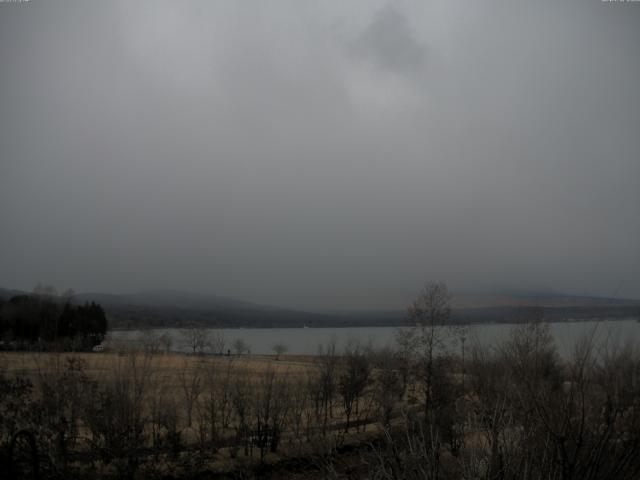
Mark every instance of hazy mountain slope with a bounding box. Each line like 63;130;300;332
1;287;638;329
73;290;339;329
451;293;640;309
74;290;278;312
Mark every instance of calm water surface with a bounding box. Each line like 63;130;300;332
109;318;640;358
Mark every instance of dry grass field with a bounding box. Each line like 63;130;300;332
0;351;317;381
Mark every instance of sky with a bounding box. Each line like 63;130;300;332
1;0;639;310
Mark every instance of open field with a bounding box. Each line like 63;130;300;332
0;351;317;380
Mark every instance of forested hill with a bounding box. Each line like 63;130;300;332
74;290;340;329
1;288;638;329
0;289;108;348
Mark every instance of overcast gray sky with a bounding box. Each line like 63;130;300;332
1;0;639;309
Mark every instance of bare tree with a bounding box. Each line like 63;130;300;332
395;327;419;398
407;281;453;417
338;344;371;432
287;378;309;452
230;370;253;456
210;330;225;355
272;342;288;360
82;352;154;478
315;341;339;435
373;360;402;429
32;355;92;472
198;357;235;446
149;377;180;452
253;367;290;459
181;326;211;355
138;330;161;354
178;359;203;428
232;338;250;355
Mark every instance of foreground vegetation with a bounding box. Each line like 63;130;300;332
1;329;639;478
1;283;639;479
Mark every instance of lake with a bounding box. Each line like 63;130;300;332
108;318;640;358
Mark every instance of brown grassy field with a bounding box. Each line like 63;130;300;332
0;351;316;380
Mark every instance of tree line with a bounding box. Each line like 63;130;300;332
0;285;107;350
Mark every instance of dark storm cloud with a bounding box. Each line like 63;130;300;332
350;4;426;77
0;0;639;309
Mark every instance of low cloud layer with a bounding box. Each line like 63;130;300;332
1;1;639;309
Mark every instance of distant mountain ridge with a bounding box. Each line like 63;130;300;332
0;287;638;329
450;293;640;309
73;289;280;312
